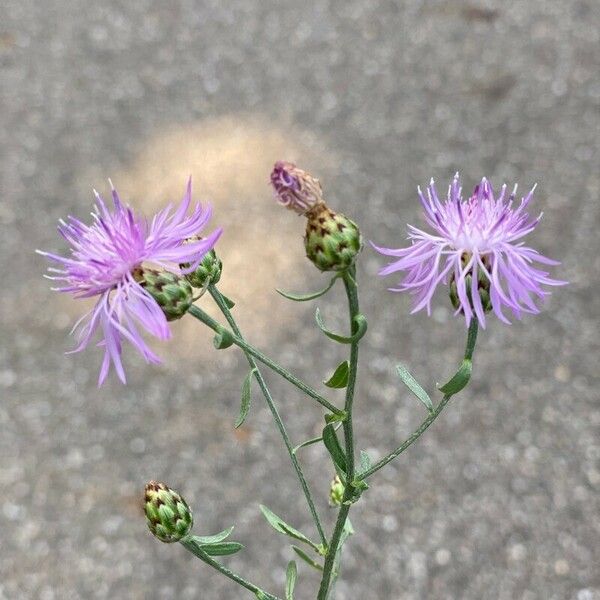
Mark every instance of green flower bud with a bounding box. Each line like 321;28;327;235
144;481;193;543
449;253;493;314
181;238;223;288
329;475;345;507
304;203;362;272
136;268;194;321
192;249;222;287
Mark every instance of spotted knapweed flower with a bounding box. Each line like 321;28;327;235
271;161;362;271
373;174;566;327
38;179;221;384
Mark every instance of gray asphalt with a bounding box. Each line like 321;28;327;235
1;1;599;599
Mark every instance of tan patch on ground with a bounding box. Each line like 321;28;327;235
64;114;338;373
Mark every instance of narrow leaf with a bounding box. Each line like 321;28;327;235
285;561;297;600
322;424;347;473
315;309;368;344
323;360;350;388
221;294;236;309
438;359;472;395
213;326;234;349
199;541;244;556
235;368;256;428
192;527;234;545
396;363;433;412
359;450;371;474
276;275;339;302
259;505;319;550
292;546;324;571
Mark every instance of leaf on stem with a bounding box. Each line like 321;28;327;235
191;527;234;545
438;358;472;396
285;561;297;600
259;505;320;552
276;274;339;302
358;450;371;475
323;360;350;388
292;546;324;571
315;308;368;344
199;541;244;556
220;293;236;309
235;368;256;428
396;364;434;413
213;326;234;349
322;424;347;473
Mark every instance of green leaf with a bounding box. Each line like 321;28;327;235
276;275;339;302
213;326;234;349
315;309;368;344
322;424;347;473
235;368;256;428
438;358;472;396
324;411;347;424
359;450;371;474
323;360;350;388
220;294;236;309
396;363;434;412
255;592;269;600
191;527;234;545
285;561;297;600
292;546;324;571
259;505;320;551
199;541;244;556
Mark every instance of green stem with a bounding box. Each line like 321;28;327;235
180;537;281;600
317;268;361;600
208;285;327;548
357;319;479;482
187;304;342;416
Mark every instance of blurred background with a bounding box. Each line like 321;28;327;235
1;1;599;598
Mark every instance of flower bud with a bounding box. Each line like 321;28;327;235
305;204;362;272
329;475;345;506
181;241;223;288
270;161;324;215
144;481;193;543
135;268;194;321
449;253;492;314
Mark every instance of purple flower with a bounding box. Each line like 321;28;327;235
38;178;222;384
373;174;566;327
270;161;324;214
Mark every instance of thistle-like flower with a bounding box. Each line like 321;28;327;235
271;161;362;271
38;178;222;384
373;174;566;327
144;481;193;543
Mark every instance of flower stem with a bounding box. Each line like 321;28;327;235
356;319;479;482
317;268;361;600
208;285;327;548
187;304;342;416
180;537;281;600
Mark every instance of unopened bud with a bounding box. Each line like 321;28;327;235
329;475;345;506
181;239;223;288
135;268;194;321
144;481;193;543
305;204;362;272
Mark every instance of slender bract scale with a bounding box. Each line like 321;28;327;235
373;174;566;327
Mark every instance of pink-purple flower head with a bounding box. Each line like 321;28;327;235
270;161;324;215
38;178;222;385
373;174;566;328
